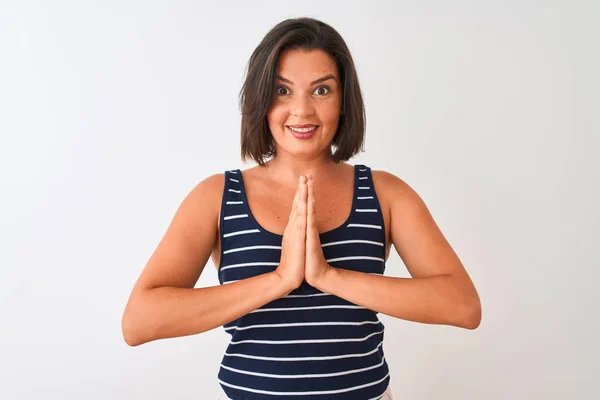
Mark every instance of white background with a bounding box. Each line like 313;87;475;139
1;1;598;399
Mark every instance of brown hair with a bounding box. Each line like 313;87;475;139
239;17;366;165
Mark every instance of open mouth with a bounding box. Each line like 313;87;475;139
287;125;319;133
286;125;319;139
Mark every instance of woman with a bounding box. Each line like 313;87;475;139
122;17;481;400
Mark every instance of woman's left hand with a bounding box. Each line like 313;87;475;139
305;173;334;288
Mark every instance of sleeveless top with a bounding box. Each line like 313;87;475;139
217;164;391;400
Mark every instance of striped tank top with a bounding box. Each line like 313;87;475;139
217;164;391;399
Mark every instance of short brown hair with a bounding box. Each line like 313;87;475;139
239;17;366;165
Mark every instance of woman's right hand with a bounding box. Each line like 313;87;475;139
275;175;307;293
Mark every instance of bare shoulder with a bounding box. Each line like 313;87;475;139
370;168;434;249
132;172;226;292
371;169;407;190
174;171;227;230
186;172;226;210
371;169;424;208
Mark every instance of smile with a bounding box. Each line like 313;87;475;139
287;125;319;139
287;125;318;133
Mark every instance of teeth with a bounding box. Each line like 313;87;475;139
289;126;317;133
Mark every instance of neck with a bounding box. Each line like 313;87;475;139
264;149;339;188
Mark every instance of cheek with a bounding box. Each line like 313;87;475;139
267;104;287;128
320;101;342;125
322;107;340;123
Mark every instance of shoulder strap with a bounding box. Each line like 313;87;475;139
355;164;376;199
351;164;386;240
219;169;248;238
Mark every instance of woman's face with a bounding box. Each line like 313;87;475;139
267;48;342;160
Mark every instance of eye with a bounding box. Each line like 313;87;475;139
314;86;330;96
276;86;290;96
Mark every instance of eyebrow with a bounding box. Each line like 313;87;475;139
276;74;337;86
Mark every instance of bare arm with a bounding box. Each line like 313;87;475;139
314;269;479;329
121;174;292;346
313;171;482;329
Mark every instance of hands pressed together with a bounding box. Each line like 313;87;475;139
275;174;334;292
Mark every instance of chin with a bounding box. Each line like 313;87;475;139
287;143;332;159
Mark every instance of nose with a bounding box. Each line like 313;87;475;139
290;93;315;118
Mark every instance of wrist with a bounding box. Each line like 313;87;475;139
271;270;300;296
312;264;337;292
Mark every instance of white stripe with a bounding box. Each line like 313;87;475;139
228;189;241;193
226;320;381;332
229;329;385;345
223;229;260;238
220;356;385;379
250;305;364;313
224;245;281;254
223;214;248;221
230;178;239;183
356;209;378;213
359;168;367;171
322;239;384;247
359;176;368;180
226;201;243;205
218;372;389;395
357;196;374;200
221;261;278;272
285;292;331;298
358;186;370;190
230;170;238;174
223;341;383;361
327;256;385;263
347;223;382;230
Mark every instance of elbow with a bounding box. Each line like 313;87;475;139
121;300;153;347
122;311;144;347
122;324;141;347
459;296;482;330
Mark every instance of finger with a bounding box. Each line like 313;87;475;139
307;175;316;227
289;175;304;222
297;176;307;216
292;175;303;207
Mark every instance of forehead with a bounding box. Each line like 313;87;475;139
276;48;339;82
